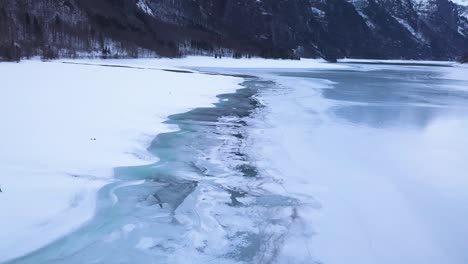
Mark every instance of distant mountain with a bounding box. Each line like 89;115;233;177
0;0;467;61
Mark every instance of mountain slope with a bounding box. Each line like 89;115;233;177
0;0;467;61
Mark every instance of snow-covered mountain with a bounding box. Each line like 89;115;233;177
341;0;468;59
451;0;468;6
0;0;467;61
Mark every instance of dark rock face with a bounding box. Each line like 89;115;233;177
0;0;467;61
321;0;468;59
462;51;468;62
143;0;331;58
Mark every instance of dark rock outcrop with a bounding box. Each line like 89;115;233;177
461;51;468;62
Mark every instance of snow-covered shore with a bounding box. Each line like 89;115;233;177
59;56;348;70
339;58;458;65
0;59;242;262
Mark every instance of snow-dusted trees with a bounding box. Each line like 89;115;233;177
0;0;169;61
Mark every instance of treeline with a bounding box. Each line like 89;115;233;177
0;0;300;62
0;0;181;61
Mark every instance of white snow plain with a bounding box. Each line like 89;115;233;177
60;56;345;70
0;59;242;262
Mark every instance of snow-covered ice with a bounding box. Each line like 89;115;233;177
242;62;468;264
0;59;241;262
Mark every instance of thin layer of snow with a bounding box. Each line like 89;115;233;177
413;0;468;7
0;59;242;262
394;17;428;43
170;56;350;69
136;0;154;16
451;0;468;6
311;7;325;17
462;10;468;19
339;58;457;65
63;56;349;70
441;63;468;82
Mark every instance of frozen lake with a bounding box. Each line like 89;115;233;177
242;62;468;264
6;61;468;264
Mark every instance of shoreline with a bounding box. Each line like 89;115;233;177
1;55;346;263
0;59;242;263
0;56;350;262
8;74;269;263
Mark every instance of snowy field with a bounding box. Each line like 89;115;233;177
59;56;347;70
0;59;242;262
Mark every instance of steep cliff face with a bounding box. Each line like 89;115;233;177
311;0;468;59
144;0;468;59
463;51;468;62
143;0;332;58
0;0;467;61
